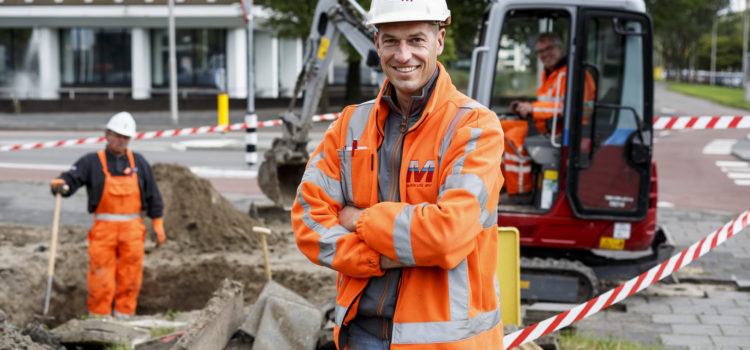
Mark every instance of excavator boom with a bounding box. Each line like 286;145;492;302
258;0;382;208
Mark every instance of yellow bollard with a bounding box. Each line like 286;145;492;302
217;93;229;132
497;226;521;326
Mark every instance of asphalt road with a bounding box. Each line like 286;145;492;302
1;81;748;214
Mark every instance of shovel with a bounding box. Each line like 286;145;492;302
43;185;67;316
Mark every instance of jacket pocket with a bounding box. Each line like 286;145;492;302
337;148;374;208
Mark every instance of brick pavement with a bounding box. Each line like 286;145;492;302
571;207;750;350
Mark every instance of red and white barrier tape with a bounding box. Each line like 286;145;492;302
503;209;750;349
4;113;749;152
654;115;750;130
0;113;340;152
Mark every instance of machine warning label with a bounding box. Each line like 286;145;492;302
605;195;634;208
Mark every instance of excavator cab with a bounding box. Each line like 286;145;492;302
470;1;671;303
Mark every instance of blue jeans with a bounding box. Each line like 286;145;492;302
346;323;391;350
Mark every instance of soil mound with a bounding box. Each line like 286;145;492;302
152;163;280;253
0;164;336;342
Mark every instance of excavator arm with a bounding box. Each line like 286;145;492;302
259;0;383;208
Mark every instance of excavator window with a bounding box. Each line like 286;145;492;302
489;9;571;118
569;10;653;219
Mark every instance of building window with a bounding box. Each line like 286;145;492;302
151;29;226;87
0;29;37;94
60;28;131;86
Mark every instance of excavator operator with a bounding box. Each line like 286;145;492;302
502;32;596;195
291;0;505;349
49;111;165;319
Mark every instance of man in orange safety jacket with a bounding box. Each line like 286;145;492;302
291;0;505;349
503;32;596;194
50;111;165;319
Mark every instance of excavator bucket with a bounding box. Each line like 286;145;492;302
258;141;308;209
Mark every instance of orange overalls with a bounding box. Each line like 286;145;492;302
87;149;145;316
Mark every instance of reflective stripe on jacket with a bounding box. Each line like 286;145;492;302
292;63;505;349
531;65;567;133
531;64;597;133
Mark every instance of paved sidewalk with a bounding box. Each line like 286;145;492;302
571;207;750;350
0;107;296;132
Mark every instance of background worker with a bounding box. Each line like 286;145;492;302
50;111;165;319
503;32;596;195
292;0;504;348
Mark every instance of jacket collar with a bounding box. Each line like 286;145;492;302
543;55;568;79
381;67;439;123
375;62;455;134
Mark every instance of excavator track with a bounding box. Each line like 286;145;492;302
520;257;599;304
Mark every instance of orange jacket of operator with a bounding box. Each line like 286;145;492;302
292;64;505;349
530;64;567;133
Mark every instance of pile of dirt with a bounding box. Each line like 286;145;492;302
152;163;282;253
0;224;89;329
0;163;336;335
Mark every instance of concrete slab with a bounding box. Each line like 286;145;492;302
730;137;750;161
239;280;316;337
170;279;244;350
251;295;322;350
51;318;151;348
711;335;750;347
660;334;713;347
697;315;749;326
523;302;577;325
671;324;721;336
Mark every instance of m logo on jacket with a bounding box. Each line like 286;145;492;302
406;159;435;187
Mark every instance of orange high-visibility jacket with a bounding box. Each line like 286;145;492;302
501;64;596;194
292;63;505;349
530;65;596;133
530;64;567;133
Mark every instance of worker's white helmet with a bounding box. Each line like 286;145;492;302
366;0;451;26
106;111;136;138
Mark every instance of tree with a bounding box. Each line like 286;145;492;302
695;12;744;71
254;0;489;102
445;0;490;60
646;0;730;80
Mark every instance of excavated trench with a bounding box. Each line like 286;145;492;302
0;163;336;336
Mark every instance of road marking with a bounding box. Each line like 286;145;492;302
716;160;748;167
0;162;69;171
657;201;675;208
702;139;737;155
714;160;750;186
0;162;257;179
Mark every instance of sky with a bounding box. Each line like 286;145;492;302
730;0;746;12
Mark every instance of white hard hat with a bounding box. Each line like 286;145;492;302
106;111;136;138
366;0;451;26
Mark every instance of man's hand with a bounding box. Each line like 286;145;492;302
509;100;521;115
338;206;363;232
380;255;403;269
50;178;68;195
153;217;166;246
516;102;533;119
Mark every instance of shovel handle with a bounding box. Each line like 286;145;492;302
44;189;65;315
253;226;272;281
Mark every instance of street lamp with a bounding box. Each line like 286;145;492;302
711;16;718;85
744;0;750;101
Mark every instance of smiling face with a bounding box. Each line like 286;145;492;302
375;21;445;107
105;130;130;157
536;37;563;71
